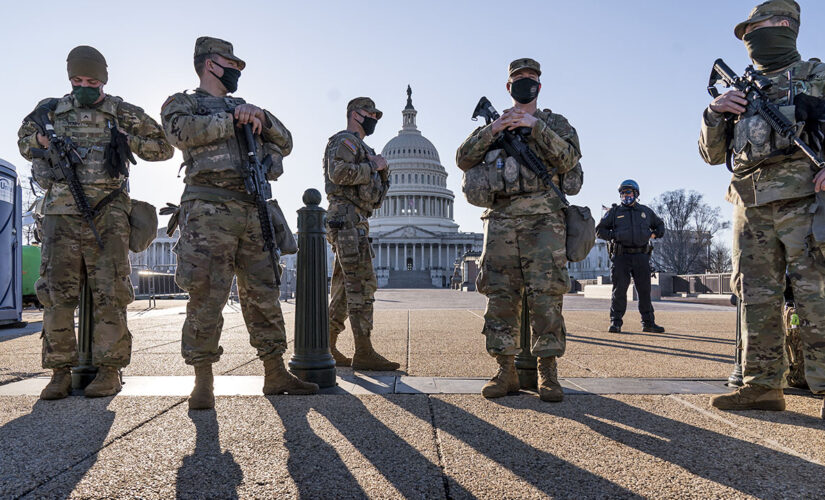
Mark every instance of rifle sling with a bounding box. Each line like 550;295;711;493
91;181;128;215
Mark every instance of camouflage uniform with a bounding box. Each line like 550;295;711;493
457;110;581;358
17;94;173;369
161;87;292;366
324;127;389;342
699;58;825;396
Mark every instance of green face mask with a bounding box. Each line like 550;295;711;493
743;26;801;73
72;85;101;106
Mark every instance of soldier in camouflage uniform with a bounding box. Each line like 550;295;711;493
456;58;582;402
18;46;173;399
700;1;825;419
324;97;399;371
162;37;317;410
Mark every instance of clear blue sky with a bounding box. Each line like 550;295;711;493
3;0;825;239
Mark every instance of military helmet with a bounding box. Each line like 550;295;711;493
618;179;640;195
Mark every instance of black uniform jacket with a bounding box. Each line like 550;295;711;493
595;203;665;248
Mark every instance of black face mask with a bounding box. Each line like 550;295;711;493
359;115;378;136
509;78;540;104
210;62;241;93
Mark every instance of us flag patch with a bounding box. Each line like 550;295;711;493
342;139;357;154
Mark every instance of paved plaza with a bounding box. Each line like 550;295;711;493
0;290;822;498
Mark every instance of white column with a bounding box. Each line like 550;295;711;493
404;243;407;270
429;244;433;270
438;244;441;268
395;244;399;270
377;243;382;268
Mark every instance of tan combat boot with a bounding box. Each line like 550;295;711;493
538;357;564;402
263;355;319;395
40;367;72;400
710;385;785;411
351;335;400;371
189;364;215;410
84;366;122;398
330;331;352;367
481;355;520;399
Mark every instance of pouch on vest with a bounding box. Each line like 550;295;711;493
503;156;521;196
731;106;797;171
266;199;297;255
357;171;386;207
461;148;506;208
519;159;541;194
564;205;596;263
129;199;158;252
336;226;360;266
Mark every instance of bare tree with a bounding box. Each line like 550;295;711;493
702;241;733;273
650;190;730;274
18;163;43;245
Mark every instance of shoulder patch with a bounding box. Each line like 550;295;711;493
341;138;357;154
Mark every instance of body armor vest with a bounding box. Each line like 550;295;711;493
183;93;259;181
53;95;123;190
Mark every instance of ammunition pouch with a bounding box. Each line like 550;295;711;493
560;162;584;196
731;106;798;171
129;199;158;253
267;199;297;255
262;144;284;181
357;170;389;209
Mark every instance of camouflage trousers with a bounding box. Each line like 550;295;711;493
477;212;570;358
327;224;377;338
36;208;134;369
174;199;286;365
732;196;825;394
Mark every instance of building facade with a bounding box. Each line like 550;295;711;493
369;87;483;288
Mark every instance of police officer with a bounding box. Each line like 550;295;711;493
161;37;318;410
596;180;666;334
456;58;582;402
700;1;825;419
18;46;173;400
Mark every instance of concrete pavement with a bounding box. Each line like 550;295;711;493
1;289;822;499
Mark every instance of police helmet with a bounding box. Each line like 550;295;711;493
618;179;639;196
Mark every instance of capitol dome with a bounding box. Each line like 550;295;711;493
368;87;482;289
370;86;458;233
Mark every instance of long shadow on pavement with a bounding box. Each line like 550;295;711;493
268;395;471;499
0;398;115;498
176;409;243;499
426;397;639;498
567;334;733;364
502;395;825;498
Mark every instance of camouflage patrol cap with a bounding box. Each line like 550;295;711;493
347;97;383;119
67;46;108;84
194;36;246;70
734;0;800;40
508;58;541;78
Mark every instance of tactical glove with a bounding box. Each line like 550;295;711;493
104;127;136;178
794;94;825;154
159;203;180;237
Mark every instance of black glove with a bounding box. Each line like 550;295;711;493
159;203;180;237
104;127;136;178
794;94;825;154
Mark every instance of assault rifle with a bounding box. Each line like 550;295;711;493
239;123;281;286
27;101;105;249
471;96;569;206
707;58;825;171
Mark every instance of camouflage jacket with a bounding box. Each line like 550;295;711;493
160;88;292;194
18;94;172;215
323;130;388;218
456;108;581;217
699;59;825;207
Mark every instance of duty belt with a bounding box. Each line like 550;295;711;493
181;184;256;204
619;246;648;254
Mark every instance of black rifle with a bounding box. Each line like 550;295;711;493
27;101;105;249
239;123;281;286
707;58;825;171
471;96;569;206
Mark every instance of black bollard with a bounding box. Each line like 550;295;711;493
727;294;743;387
289;189;336;387
72;265;97;390
515;292;537;390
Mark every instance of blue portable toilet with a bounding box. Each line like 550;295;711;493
0;158;23;327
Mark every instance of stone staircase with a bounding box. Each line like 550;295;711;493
385;270;434;288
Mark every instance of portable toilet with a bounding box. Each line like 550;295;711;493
0;158;23;327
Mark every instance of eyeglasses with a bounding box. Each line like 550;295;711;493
620;189;635;195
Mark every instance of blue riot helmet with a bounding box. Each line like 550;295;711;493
618;179;639;206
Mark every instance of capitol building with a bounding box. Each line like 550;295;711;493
368;87;483;288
